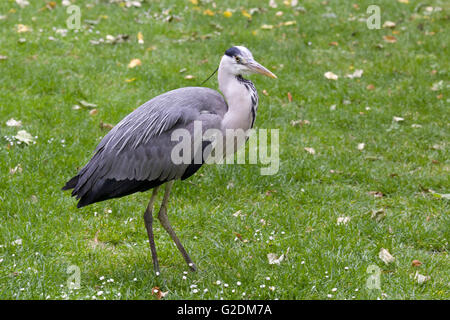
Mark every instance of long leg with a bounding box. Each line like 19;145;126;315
157;181;197;271
143;186;160;274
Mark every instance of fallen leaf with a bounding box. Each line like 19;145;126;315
414;272;430;284
383;35;397;43
329;41;339;46
15;130;34;145
431;80;443;91
128;58;142;68
151;286;168;299
89;109;98;116
382;21;396;28
16;24;32;33
79;100;97;109
282;20;296;26
261;24;274;30
412;260;422;267
267;253;284;265
287;92;292;102
304;147;315;155
379;248;395;264
99;121;114;130
232;210;242;217
6;118;22;127
345;69;363;79
234;232;243;241
324;71;338;80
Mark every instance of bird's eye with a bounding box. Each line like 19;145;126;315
235;56;241;63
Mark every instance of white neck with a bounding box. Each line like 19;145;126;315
218;57;254;131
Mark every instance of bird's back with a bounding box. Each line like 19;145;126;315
63;87;228;207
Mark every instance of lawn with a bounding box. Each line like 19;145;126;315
0;0;448;300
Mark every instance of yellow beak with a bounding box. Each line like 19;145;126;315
248;61;277;79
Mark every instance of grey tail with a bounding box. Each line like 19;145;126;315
62;175;79;191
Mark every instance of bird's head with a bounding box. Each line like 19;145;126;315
220;46;277;79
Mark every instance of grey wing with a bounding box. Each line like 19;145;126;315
63;87;227;207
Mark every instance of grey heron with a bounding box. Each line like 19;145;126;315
62;46;277;273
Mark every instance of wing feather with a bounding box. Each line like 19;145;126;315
64;87;227;206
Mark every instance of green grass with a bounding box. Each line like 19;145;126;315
0;0;449;300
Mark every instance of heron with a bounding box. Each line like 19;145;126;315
62;46;277;273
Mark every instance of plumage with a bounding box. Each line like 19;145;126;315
62;46;277;272
63;87;226;207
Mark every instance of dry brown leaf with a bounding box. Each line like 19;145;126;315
151;286;168;299
99;121;114;130
412;260;422;267
379;248;395;264
89;109;98;116
383;35;397;43
287;92;292;102
234;232;243;241
128;58;142;68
